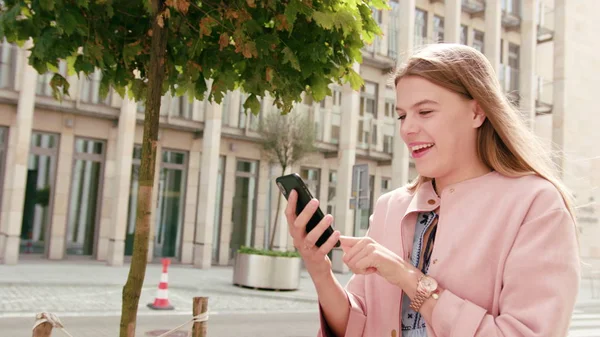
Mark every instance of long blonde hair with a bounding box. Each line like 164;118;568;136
393;43;577;221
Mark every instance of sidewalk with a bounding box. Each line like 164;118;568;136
0;259;598;318
0;260;353;318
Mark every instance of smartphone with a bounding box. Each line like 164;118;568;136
276;173;340;248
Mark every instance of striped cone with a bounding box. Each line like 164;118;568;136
147;258;174;310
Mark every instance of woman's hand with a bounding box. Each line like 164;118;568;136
340;236;418;289
285;190;341;282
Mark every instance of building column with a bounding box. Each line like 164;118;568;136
445;0;462;43
181;140;201;264
193;101;222;268
484;0;502;74
391;0;415;190
97;120;118;261
552;0;567;176
0;41;37;264
519;0;538;128
47;118;74;260
331;63;360;273
106;93;137;266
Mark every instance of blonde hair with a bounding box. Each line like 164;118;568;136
393;44;577;221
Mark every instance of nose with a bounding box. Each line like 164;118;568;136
400;114;419;138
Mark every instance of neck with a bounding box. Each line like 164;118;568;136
433;161;491;194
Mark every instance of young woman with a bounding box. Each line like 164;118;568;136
285;44;580;337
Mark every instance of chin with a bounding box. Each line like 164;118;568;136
414;166;443;180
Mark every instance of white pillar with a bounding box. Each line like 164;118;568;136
391;0;415;189
193;101;222;268
484;0;502;74
552;0;567;176
331;63;360;273
0;41;37;264
445;0;462;43
519;0;538;128
106;93;137;266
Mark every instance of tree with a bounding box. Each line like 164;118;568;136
258;107;316;251
0;0;385;336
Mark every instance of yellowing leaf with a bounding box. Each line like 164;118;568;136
282;47;300;71
219;33;230;51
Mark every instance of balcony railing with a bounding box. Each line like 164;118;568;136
501;0;521;28
537;1;554;44
535;76;553;115
462;0;485;15
499;64;520;98
0;39;17;91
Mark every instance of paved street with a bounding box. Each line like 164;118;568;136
0;260;598;336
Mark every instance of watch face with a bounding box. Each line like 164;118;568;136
420;276;438;292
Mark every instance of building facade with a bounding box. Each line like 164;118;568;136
0;0;597;269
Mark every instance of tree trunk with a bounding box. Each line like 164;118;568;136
119;1;168;336
269;166;286;250
192;297;209;337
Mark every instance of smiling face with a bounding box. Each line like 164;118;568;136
395;75;486;183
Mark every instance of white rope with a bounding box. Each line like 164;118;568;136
31;311;209;337
155;312;210;337
32;312;75;337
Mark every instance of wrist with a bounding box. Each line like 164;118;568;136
310;268;335;287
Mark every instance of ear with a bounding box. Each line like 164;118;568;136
471;101;486;128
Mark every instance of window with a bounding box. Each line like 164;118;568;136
327;170;337;216
359;82;378;148
231;159;259;261
0;39;18;90
0;127;7;222
473;30;485;53
172;95;195;119
300;167;321;198
212;156;226;263
381;178;391;194
80;68;112;105
388;1;400;58
414;9;428;47
433;16;445;43
20;132;59;255
66;138;105;256
37;61;68;98
460;25;468;45
330;88;342;144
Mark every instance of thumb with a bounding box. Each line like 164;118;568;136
339;235;361;249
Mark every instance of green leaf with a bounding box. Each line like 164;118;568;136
345;68;364;90
74;55;95;74
75;0;89;8
60;12;78;36
40;0;55;11
123;41;143;64
243;94;261;115
309;76;327;102
311;11;334;30
282;47;300;71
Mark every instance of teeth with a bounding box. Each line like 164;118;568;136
411;144;434;151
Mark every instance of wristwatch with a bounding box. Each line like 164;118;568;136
409;274;440;312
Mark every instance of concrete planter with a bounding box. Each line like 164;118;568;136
233;253;302;291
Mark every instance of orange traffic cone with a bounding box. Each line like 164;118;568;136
147;258;174;310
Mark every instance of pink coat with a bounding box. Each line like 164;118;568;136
319;171;580;337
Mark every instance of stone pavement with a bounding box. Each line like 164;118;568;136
0;259;599;333
0;259;354;318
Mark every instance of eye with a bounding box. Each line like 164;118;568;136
397;114;406;120
419;110;433;115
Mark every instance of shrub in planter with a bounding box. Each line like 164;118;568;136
233;246;303;291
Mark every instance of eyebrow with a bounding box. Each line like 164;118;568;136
395;99;439;113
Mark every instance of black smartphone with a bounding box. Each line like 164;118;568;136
276;173;340;248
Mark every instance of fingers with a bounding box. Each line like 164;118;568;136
304;214;334;249
342;238;370;265
317;230;341;256
346;242;374;267
339;235;361;250
294;198;319;232
284;189;298;227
